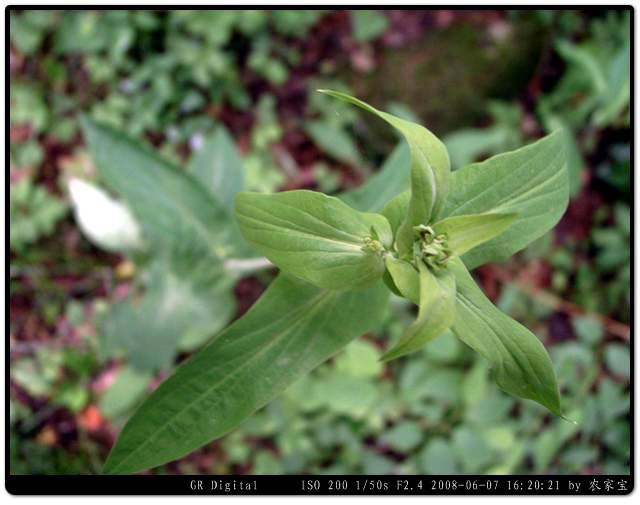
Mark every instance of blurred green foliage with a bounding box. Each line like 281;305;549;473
538;11;630;130
243;95;287;192
444;101;523;170
9;178;67;253
351;10;389;43
9;9;629;476
82;121;251;397
10;10;328;143
537;11;630;195
11;343;103;475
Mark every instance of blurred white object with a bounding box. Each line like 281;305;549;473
68;178;144;252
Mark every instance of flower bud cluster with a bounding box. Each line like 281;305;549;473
361;236;384;254
413;224;452;268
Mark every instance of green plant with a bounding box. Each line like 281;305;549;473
9;10;335;171
10;178;67;253
243;95;286;192
536;11;630;195
538;11;630;131
68;122;265;419
444;101;523;170
350;10;389;43
575;203;630;318
81;91;569;474
305;79;364;169
442;11;630;197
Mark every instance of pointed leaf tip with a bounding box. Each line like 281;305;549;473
381;262;456;361
449;257;563;416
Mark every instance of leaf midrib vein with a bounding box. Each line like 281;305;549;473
108;289;332;473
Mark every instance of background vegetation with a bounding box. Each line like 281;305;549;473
9;9;630;475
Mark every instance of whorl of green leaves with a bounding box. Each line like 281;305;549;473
85;91;569;474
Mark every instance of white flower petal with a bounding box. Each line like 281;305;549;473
68;178;144;252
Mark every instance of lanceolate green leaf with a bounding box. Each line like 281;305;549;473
539;114;583;196
318;90;449;187
381;190;411;238
382;262;456;362
235;190;391;290
384;256;419;304
305;119;362;166
103;274;389;474
83;117;245;371
188;126;244;213
340;142;410;212
81;117;246;259
319;89;450;255
432;213;517;257
594;37;630;127
395;158;443;256
100;250;236;370
443;131;568;269
449;257;562;415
